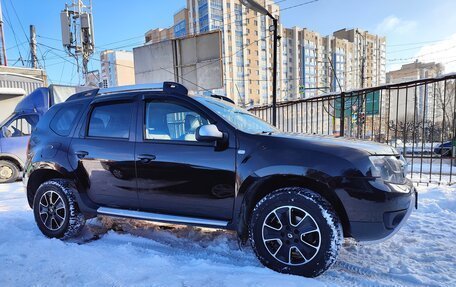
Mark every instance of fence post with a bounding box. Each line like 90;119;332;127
339;92;345;137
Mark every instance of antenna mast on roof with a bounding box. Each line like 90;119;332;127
60;0;95;81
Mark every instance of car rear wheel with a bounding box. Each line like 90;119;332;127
0;160;19;184
33;179;85;239
249;187;343;277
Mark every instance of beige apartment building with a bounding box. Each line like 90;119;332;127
139;1;386;106
387;60;443;84
186;0;280;106
145;28;174;44
387;61;444;122
280;27;386;100
334;28;386;88
100;50;135;88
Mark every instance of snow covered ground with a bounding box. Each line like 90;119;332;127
0;182;455;287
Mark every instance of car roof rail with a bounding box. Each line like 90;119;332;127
66;89;99;102
210;94;235;104
97;82;188;96
66;82;189;102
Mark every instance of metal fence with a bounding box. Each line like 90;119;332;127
249;74;456;185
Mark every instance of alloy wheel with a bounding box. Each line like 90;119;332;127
38;191;67;231
262;205;321;266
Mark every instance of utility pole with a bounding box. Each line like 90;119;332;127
30;25;38;69
271;18;279;126
0;1;8;66
356;29;366;88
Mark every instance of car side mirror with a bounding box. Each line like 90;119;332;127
1;126;11;138
196;124;224;142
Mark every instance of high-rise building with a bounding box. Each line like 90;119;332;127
185;0;279;106
174;8;190;38
333;28;386;88
387;61;444;122
280;27;386;100
387;60;443;84
141;1;386;106
100;50;135;88
145;28;174;44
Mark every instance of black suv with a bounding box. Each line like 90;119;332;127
24;82;416;277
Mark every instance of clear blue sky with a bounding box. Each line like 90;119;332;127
2;0;456;85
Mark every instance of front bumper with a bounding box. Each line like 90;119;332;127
336;179;417;242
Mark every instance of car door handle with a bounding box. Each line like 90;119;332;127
75;151;89;159
138;154;156;163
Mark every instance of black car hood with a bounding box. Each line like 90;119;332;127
271;133;398;155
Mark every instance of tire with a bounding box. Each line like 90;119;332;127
33;179;85;239
0;160;19;184
249;187;343;277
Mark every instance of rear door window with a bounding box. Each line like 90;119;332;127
50;105;83;136
88;102;133;139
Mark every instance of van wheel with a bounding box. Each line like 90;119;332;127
249;187;343;277
0;160;19;183
33;179;85;239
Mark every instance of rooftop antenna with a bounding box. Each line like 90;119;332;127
60;0;95;82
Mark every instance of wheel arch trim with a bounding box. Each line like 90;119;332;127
25;162;73;208
235;167;350;242
0;153;24;170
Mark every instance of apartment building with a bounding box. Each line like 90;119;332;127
334;28;386;88
387;61;444;122
280;27;385;100
140;1;386;106
145;28;174;44
186;0;279;106
174;8;190;38
100;50;135;88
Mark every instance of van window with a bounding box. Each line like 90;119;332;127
50;105;83;137
4;114;39;137
88;102;133;139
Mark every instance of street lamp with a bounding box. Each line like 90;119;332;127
240;0;279;126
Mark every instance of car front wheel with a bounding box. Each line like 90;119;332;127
33;179;85;239
249;187;343;277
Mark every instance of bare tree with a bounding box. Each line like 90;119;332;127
434;79;456;140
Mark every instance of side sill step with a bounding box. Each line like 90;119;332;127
97;207;229;228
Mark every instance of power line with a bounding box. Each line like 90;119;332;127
2;0;26;65
35;0;319;87
6;0;29;42
6;40;27;51
388;45;456;62
280;0;319;12
388;39;446;47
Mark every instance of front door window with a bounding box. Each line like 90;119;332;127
145;102;211;141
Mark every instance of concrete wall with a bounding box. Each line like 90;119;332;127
134;31;223;92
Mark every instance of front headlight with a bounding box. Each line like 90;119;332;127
369;155;407;184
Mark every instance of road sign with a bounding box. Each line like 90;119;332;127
335;90;380;118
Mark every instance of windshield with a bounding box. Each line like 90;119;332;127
195;97;277;134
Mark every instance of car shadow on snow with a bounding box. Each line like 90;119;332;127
68;216;262;268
